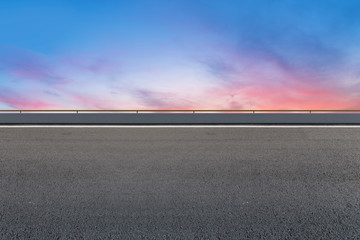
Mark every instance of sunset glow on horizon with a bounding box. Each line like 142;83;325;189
1;0;360;110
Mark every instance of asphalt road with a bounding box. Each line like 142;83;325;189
1;127;360;239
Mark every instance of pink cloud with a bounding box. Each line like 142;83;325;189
206;73;360;110
0;90;62;109
200;44;360;110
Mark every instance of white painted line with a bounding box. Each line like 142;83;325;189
0;125;360;128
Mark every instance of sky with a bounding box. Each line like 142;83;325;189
1;0;360;110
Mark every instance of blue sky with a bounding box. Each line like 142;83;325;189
1;0;360;109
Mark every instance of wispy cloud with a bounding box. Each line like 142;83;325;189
0;88;61;109
0;47;67;85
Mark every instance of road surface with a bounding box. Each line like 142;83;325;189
1;127;360;239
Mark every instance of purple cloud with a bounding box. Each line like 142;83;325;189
0;47;66;84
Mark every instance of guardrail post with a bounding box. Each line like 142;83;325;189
309;110;312;114
19;110;22;114
193;110;195;114
253;110;255;114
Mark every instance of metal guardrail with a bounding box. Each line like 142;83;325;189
0;110;360;114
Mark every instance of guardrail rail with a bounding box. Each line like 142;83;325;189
1;110;360;114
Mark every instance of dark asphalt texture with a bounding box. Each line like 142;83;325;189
1;127;360;239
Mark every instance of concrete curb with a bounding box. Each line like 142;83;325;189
1;113;360;124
